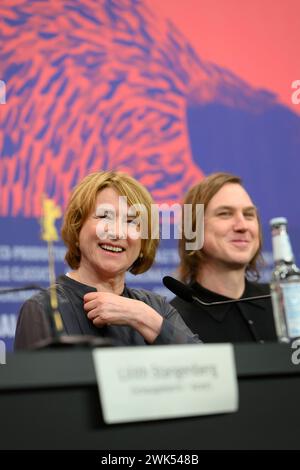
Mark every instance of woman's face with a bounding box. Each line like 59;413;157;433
78;187;142;280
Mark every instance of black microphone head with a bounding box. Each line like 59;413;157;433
163;276;194;303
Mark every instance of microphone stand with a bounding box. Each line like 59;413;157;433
190;293;271;306
163;276;271;306
163;276;270;343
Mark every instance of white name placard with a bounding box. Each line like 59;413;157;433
92;343;238;424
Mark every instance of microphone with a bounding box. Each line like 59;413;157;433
162;276;271;306
163;276;268;343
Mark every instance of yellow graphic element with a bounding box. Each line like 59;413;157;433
41;197;62;242
40;196;64;335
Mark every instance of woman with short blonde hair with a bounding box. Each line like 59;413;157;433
15;170;200;349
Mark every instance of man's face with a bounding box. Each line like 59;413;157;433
201;183;260;271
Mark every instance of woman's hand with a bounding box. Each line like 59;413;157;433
83;292;163;343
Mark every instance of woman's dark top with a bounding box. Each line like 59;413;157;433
14;274;201;349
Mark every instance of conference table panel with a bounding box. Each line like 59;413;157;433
0;343;299;450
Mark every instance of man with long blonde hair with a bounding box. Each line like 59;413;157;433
171;172;276;343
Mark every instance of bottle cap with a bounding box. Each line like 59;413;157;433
270;217;287;227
